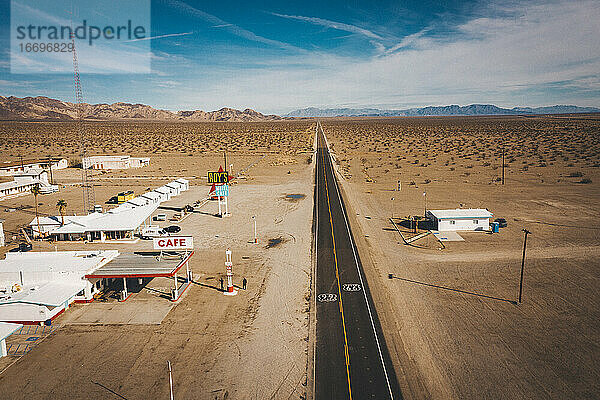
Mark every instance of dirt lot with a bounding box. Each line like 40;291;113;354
0;121;314;399
323;115;600;399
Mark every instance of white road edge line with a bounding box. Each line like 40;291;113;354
312;120;319;399
322;126;395;400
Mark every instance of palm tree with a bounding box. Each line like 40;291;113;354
31;184;41;238
57;199;67;226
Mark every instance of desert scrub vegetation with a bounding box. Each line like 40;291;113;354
0;120;315;160
321;115;600;185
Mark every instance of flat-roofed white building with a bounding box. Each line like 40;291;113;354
0;158;67;176
154;187;171;201
0;250;119;324
426;209;493;231
0;169;58;199
164;183;181;196
30;202;158;241
141;191;162;204
174;178;189;191
82;155;150;170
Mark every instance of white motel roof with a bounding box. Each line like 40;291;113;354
427;208;493;220
141;191;162;201
0;281;85;307
0;250;119;277
45;203;158;234
0;322;22;341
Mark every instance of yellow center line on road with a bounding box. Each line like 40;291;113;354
322;148;353;400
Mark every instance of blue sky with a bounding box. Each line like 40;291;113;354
0;0;599;114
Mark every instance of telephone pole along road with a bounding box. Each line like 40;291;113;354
314;122;402;399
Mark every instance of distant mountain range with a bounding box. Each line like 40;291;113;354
2;96;597;121
0;96;282;122
286;104;600;117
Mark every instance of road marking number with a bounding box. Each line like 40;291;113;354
317;293;338;302
343;283;361;292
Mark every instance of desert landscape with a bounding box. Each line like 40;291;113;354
0;120;315;399
322;115;600;399
0;114;599;399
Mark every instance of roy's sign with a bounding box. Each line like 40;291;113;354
208;171;228;184
153;236;194;250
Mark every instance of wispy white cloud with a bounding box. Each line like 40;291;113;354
383;27;431;55
164;0;303;52
124;32;193;42
270;12;384;40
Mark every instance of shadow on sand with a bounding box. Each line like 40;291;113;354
390;275;517;305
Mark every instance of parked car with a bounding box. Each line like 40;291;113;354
9;243;32;252
494;218;508;228
163;225;181;233
141;225;166;239
154;213;167;221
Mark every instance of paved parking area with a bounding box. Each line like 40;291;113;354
432;230;465;241
61;276;184;325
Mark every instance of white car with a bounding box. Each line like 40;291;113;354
154;214;167;221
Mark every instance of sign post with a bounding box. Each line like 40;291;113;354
216;184;230;217
223;249;237;295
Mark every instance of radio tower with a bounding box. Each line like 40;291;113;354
71;31;95;214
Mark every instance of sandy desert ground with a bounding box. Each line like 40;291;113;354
323;115;600;399
0;115;599;399
0;120;314;399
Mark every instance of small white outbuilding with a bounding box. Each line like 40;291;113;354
426;208;493;231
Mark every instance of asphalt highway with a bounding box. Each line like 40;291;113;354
314;122;402;399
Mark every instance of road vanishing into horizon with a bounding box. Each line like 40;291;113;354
314;122;402;399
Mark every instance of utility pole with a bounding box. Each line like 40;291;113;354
252;215;257;244
391;197;395;219
502;145;505;185
19;154;24;172
423;191;427;217
48;155;54;184
518;228;531;303
223;151;227;176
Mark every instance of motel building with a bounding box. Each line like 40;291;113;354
426;208;493;231
82;155;150;170
0;169;59;200
0;249;193;325
30;201;159;241
0;158;68;176
28;179;189;241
